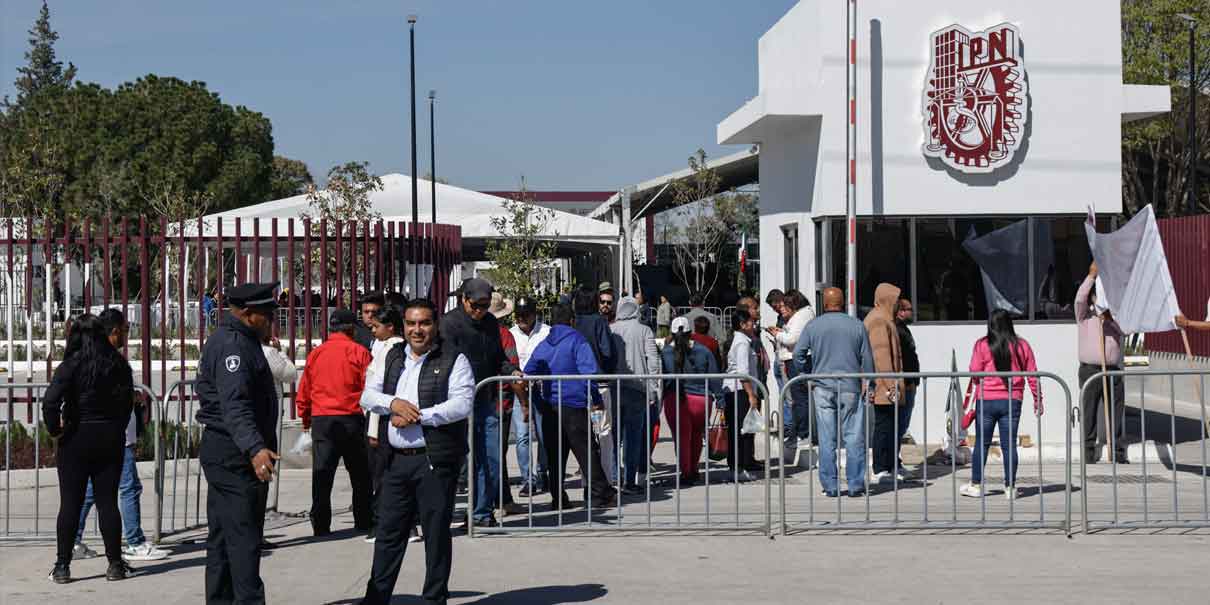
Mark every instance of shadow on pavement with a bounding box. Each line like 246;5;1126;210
323;583;607;604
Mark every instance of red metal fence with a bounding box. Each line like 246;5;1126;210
1147;214;1210;357
1;216;462;419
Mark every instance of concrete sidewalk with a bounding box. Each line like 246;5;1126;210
2;507;1208;604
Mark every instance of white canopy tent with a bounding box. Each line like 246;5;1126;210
195;174;620;246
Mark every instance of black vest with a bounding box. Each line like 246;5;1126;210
377;340;468;465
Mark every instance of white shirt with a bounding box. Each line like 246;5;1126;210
775;306;816;361
360;345;475;449
365;337;405;437
725;331;758;393
510;321;551;370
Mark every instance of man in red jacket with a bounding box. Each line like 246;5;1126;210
296;309;374;536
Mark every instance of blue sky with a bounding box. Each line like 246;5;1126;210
1;0;797;190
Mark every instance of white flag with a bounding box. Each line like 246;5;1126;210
1083;205;1180;333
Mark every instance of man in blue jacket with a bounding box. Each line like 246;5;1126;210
524;304;618;511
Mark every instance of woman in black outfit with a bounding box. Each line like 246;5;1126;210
44;313;136;583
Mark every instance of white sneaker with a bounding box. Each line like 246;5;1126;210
959;483;984;498
872;471;892;484
1005;487;1018;501
407;528;423;544
737;470;755;483
72;543;99;560
122;542;168;561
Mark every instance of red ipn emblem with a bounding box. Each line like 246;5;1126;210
923;23;1028;174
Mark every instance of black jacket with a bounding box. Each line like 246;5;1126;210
195;313;280;456
439;307;515;403
376;339;467;466
575;312;617;373
896;320;920;387
43;353;134;438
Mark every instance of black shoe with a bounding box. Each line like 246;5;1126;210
106;560;137;581
848;489;866;498
364;527;377;543
822;489;839;498
312;528;331;538
620;484;643;496
551;494;576;510
517;483;535;498
1114;451;1130;464
450;510;468;529
260;539;278;549
591;493;618;509
472;515;498;528
48;563;70;584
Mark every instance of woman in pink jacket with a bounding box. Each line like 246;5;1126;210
961;309;1043;500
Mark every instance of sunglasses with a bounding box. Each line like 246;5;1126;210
599;299;615;306
470;301;492;311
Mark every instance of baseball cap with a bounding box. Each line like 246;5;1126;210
461;278;493;301
670;316;691;334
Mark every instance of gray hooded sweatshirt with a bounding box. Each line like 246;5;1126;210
610;296;661;399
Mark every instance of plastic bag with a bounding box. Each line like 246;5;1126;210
289;430;313;456
741;407;766;435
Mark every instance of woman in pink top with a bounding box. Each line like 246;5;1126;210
961;310;1044;500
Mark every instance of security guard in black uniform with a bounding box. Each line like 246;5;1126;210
196;282;281;605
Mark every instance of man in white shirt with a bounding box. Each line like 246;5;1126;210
358;299;475;605
508;297;550;496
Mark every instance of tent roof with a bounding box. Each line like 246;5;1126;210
197;174;618;244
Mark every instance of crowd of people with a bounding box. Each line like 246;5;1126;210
41;259;1195;604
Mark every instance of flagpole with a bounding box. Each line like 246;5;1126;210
1179;327;1208;434
1098;317;1114;461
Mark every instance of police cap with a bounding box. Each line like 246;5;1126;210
226;282;279;309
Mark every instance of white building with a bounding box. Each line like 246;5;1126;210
715;1;1170;443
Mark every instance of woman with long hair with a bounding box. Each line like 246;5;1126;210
43;314;137;583
961;309;1044;500
661;317;720;485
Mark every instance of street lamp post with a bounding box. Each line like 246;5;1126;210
429;89;437;262
408;14;420;295
1178;14;1198;215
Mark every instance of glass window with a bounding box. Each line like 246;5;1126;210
830;219;911;316
783;225;798;291
915;218;1021;321
1032;216;1112;320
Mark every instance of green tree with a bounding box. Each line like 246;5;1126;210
268;156;314;200
8;0;76;108
301;162;384;304
483;181;560;308
1122;0;1209;216
667;149;756;300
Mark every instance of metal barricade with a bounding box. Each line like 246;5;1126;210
1079;368;1209;533
2;381;158;541
777;371;1073;535
468;373;774;536
152;378;297;542
154;379;205;542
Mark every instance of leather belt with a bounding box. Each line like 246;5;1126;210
391;446;427;456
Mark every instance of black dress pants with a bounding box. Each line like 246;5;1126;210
1079;363;1126;458
362;451;461;605
310;414;373;533
722;391;757;471
538;402;615;506
201;431;269;605
56;423;125;565
871;404;897;474
368;436;387;528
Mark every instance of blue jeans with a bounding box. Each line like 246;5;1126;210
971;399;1022;486
77;445;144;546
618;388;656;487
512;401;547;489
814;387;866;494
472;401;501;522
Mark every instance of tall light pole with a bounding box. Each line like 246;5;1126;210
429;89;437;261
408;14;419;294
1178;14;1198;215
